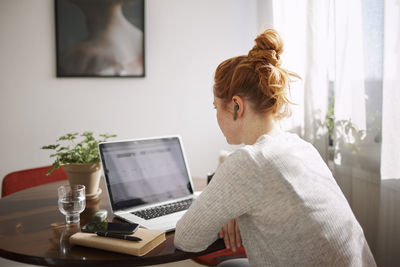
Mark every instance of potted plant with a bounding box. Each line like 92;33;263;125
41;132;116;199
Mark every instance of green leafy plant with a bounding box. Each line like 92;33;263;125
41;132;116;175
334;120;366;155
325;96;335;147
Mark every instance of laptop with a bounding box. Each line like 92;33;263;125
98;135;196;232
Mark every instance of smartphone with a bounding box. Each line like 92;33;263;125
81;222;139;234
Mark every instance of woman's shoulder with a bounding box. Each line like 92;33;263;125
254;132;311;151
237;132;314;167
224;132;313;167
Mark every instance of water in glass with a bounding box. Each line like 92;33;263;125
58;185;86;224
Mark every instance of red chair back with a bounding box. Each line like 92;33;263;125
193;246;247;266
2;166;68;197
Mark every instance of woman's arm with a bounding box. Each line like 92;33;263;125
219;218;242;252
174;149;261;252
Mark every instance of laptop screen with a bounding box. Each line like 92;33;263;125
99;136;194;211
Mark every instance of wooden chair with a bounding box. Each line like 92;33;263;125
2;166;68;197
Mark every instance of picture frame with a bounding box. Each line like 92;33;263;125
55;0;145;77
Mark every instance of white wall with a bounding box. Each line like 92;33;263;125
0;0;259;194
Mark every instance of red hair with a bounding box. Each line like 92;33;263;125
214;29;299;119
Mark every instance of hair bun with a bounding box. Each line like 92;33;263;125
248;29;284;66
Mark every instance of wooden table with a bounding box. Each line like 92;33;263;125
0;179;224;266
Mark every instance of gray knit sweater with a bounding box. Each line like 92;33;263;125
174;132;376;266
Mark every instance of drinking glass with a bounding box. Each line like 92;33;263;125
58;185;86;224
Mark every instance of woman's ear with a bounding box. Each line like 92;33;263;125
232;96;244;120
234;105;239;120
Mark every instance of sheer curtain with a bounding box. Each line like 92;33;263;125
268;0;400;264
333;0;366;131
376;0;400;265
269;0;390;263
331;1;381;254
381;0;400;180
271;0;330;161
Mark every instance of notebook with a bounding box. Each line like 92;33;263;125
98;135;196;232
70;228;166;256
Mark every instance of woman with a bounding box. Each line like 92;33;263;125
174;29;376;266
61;0;143;76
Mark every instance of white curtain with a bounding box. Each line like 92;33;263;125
381;0;400;180
333;0;366;132
331;0;376;233
376;0;400;265
269;0;394;264
271;0;330;161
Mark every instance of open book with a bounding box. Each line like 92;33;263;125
70;227;166;256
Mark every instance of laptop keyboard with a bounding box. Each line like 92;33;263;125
131;198;194;220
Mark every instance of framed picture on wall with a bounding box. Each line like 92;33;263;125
55;0;145;77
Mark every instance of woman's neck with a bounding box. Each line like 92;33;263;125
75;2;125;38
242;114;281;145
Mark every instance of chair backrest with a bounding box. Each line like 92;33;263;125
2;166;68;197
